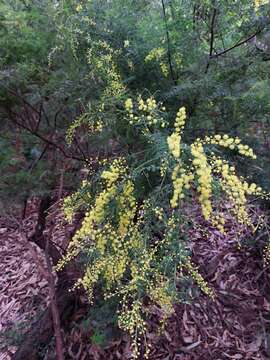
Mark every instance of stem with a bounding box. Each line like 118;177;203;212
161;0;177;85
210;29;262;59
205;5;217;73
45;236;65;360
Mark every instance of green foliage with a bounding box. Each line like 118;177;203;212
60;95;269;358
0;3;53;66
0;324;25;349
91;330;106;347
1;0;270;357
0;133;48;207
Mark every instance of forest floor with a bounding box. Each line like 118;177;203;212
1;199;270;360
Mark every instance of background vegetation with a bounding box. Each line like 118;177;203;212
1;0;270;359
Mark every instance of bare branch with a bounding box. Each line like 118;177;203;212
7;108;87;163
210;29;262;59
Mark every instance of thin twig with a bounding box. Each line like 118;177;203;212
210;28;262;59
7;108;87;163
28;143;50;172
74;136;87;161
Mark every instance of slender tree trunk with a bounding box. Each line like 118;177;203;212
45;236;65;360
205;5;217;73
161;0;177;85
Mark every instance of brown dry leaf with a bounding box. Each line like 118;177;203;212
223;354;243;359
246;334;263;352
182;335;194;344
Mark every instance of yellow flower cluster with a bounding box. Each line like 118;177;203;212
212;156;265;225
166;106;267;226
67;38;125;142
203;134;256;159
144;47;169;77
59;157;161;360
125;98;133;112
118;180;137;235
145;47;166;63
149;275;174;319
153;206;164;220
92;179;138;292
160;157;169;177
191;141;213;220
167;106;186;159
63;180;90;223
104;252;128;285
166;104;268;229
160;62;169;77
88;119;103;133
145;97;157;111
101;158;126;187
57;159;127;269
175;107;186;132
167;133;181;158
76;3;83;12
66;115;85;145
162;215;178;248
130;247;156;286
87;39;125;101
185;259;215;299
78;258;104;303
254;0;268;11
103;61;125;98
113;247;161;359
263;243;270;264
63;192;80;223
171;165;194;208
125;96;166;128
124;39;130;48
212;215;226;233
118;299;147;359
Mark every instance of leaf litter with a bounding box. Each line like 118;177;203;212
0;199;269;359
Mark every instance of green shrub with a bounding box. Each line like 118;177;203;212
58;96;269;359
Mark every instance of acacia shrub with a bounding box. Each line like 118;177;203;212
58;95;269;359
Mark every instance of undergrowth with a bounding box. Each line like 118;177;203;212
58;96;270;359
